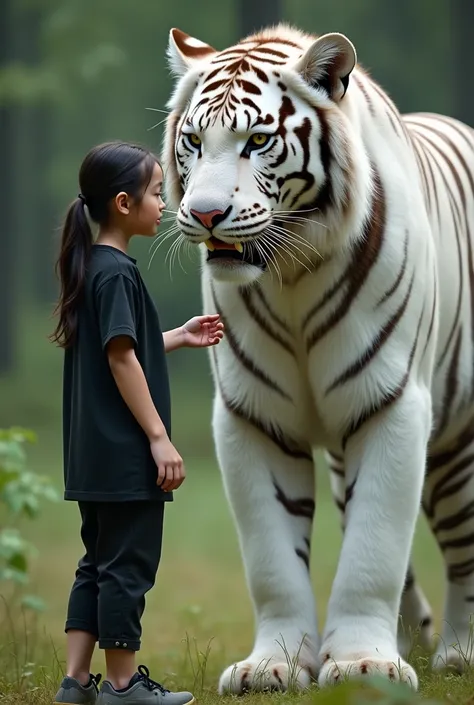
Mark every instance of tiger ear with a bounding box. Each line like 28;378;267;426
293;32;356;101
167;28;217;77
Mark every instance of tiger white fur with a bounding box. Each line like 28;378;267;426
162;23;474;692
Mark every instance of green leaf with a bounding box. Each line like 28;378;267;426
8;551;28;573
0;427;55;606
0;566;30;584
21;595;46;612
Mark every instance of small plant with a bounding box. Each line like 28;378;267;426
0;426;59;611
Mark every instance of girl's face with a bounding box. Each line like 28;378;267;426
130;162;166;237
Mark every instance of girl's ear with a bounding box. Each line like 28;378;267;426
114;192;130;215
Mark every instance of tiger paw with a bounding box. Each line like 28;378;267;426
318;653;418;690
218;657;314;694
432;644;474;674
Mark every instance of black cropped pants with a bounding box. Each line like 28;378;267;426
65;500;165;651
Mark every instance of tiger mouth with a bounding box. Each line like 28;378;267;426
204;236;266;268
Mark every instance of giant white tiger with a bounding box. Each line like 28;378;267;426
162;22;474;693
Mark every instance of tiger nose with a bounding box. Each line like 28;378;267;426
190;207;230;229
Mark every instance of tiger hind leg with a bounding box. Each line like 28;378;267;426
424;430;474;672
398;566;435;658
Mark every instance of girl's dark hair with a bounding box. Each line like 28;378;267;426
50;141;159;349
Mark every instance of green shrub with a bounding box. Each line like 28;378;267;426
0;427;59;611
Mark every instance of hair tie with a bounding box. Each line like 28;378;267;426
78;193;86;204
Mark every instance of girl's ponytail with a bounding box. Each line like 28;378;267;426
50;196;93;348
50;141;159;349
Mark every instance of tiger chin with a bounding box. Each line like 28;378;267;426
162;20;474;695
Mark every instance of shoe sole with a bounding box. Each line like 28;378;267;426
52;694;196;704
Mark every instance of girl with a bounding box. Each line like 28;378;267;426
50;141;223;705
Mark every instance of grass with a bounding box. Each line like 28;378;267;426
1;306;474;703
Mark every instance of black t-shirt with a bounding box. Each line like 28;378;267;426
62;244;172;502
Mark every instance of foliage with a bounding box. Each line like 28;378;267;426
0;427;59;611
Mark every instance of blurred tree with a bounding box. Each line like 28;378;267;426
0;0;16;375
238;0;282;37
450;0;474;125
18;6;56;304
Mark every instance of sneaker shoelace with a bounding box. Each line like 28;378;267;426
91;673;102;693
137;665;170;695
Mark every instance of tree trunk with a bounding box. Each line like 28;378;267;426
0;0;16;375
238;0;282;38
450;0;474;125
19;9;57;304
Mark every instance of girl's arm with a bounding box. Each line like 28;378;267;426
163;327;185;353
108;336;167;441
107;335;185;491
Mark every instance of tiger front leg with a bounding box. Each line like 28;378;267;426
213;396;319;694
318;384;432;691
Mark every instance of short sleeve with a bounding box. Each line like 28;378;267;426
95;274;140;349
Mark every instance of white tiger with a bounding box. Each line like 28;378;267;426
162;22;474;692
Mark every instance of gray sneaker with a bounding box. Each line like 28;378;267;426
53;673;102;704
97;665;194;705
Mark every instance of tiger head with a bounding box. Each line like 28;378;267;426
162;24;372;285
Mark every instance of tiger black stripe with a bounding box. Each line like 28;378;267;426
448;559;474;581
438;531;474;551
342;306;423;450
296;548;310;569
302;268;350;332
419;121;474;395
411;138;432;212
212;348;313;462
425;453;474;518
414;131;465;372
273;480;315;519
353;74;375;117
433;499;474;533
211;288;292;400
437;328;462;435
345;477;357;507
410;129;442;226
428;424;474;474
239;287;295;356
325;271;415;395
403;567;415;592
376;231;409;308
420;279;437;364
306;168;385;352
366;75;408;142
253;284;291;333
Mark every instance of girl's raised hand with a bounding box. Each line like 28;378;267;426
181;314;224;348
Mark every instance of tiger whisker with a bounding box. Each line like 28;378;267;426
148;227;181;269
273;206;322;216
254;234;283;289
273;229;324;261
265;223;323;262
274;214;326;228
262;229;293;268
266;225;315;263
148;117;169;131
273;214;328;230
145;107;171;114
148;225;181;256
166;233;187;279
263;230;313;274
